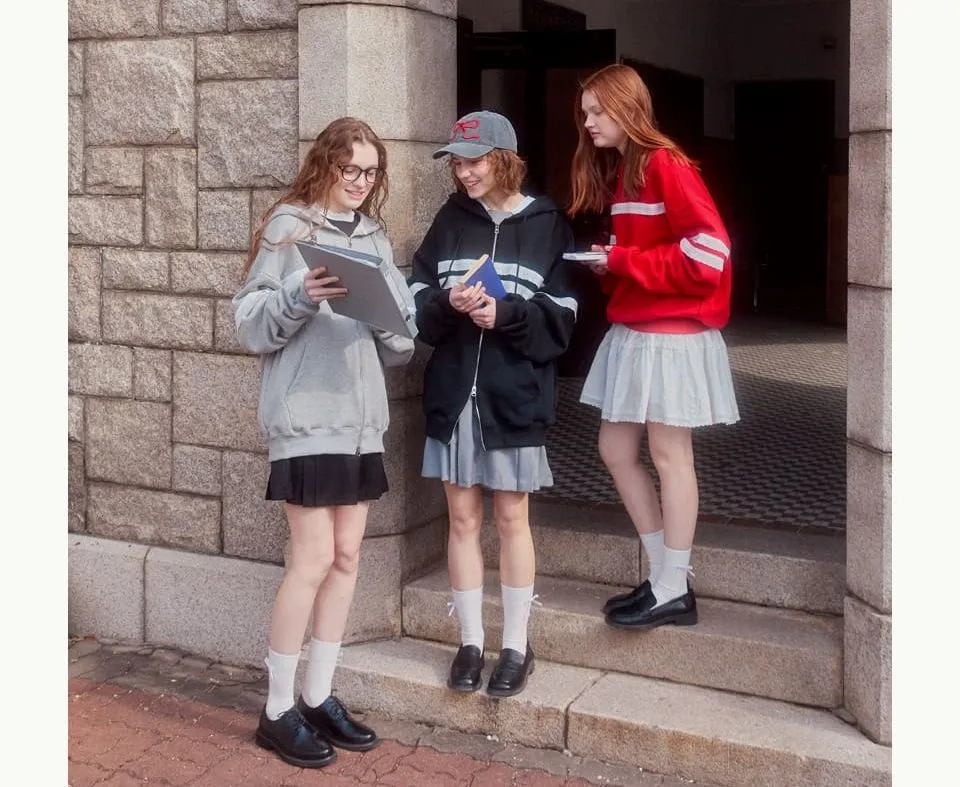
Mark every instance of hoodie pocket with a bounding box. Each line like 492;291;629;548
282;317;361;432
485;366;543;430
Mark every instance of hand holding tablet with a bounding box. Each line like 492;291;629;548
562;251;608;262
563;247;610;276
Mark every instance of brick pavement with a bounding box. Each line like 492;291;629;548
68;639;698;787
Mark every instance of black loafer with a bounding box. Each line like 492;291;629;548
448;644;484;692
602;580;652;615
296;695;380;752
486;645;535;698
254;707;337;768
605;589;698;631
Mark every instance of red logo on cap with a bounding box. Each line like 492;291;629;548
451;119;481;141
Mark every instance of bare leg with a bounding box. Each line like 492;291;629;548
445;482;485;591
301;502;370;707
310;502;370;642
597;420;664;537
494;490;536;654
269;503;336;654
647;422;698;605
264;503;335;719
646;423;698;551
493;490;534;588
444;482;486;653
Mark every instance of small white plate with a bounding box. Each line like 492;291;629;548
562;252;607;262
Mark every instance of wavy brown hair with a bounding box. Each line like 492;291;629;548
244;117;389;275
569;64;692;216
450;149;527;196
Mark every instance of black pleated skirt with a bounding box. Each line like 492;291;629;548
265;453;388;507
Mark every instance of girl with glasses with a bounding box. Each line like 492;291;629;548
234;117;414;768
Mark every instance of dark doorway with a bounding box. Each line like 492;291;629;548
456;23;616;209
733;80;836;322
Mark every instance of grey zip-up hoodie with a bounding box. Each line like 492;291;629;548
233;203;415;461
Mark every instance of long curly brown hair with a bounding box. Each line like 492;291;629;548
569;64;692;216
244;117;389;275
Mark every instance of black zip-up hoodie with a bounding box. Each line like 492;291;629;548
407;191;578;449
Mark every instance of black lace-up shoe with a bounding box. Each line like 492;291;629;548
486;645;535;698
605;589;698;631
601;580;652;615
297;695;380;752
448;644;485;692
254;706;337;768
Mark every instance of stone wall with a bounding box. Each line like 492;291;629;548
68;0;456;661
69;0;300;550
843;0;892;746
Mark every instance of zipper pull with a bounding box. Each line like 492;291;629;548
470;385;477;398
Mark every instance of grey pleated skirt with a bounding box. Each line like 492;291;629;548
422;401;554;493
580;324;740;427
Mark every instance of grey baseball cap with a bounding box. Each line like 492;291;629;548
433;111;518;159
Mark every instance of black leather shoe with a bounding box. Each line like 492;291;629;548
602;580;652;615
254;707;337;768
297;695;380;752
605;589;698;631
448;644;484;692
486;645;535;698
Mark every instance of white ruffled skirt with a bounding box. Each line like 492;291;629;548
580;324;740;427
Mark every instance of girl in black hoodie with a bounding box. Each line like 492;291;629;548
408;111;578;698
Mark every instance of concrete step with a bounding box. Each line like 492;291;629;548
478;499;846;614
567;672;891;787
336;637;599;751
334;638;891;787
403;568;842;708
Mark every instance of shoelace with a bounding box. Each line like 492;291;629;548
324;697;346;719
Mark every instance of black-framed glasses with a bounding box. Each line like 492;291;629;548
338;165;381;184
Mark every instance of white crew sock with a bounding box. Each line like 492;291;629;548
300;639;341;708
651;547;692;607
452;586;485;651
501;583;535;654
639;529;665;585
264;648;300;720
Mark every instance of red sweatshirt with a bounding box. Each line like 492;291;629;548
602;149;732;333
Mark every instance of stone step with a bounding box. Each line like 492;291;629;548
403;568;842;708
478;499;846;614
334;638;891;787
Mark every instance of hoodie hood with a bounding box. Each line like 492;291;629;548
272;201;383;238
446;191;563;223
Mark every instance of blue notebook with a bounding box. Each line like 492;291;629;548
460;254;507;299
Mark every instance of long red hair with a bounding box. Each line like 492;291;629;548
569;64;692;216
244;117;389;275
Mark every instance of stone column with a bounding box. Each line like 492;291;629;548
844;0;891;745
297;0;458;641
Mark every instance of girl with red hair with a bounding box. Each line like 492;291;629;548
569;64;740;632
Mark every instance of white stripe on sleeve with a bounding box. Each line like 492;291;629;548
680;237;725;271
690;232;730;258
611;201;666;216
536;292;578;318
